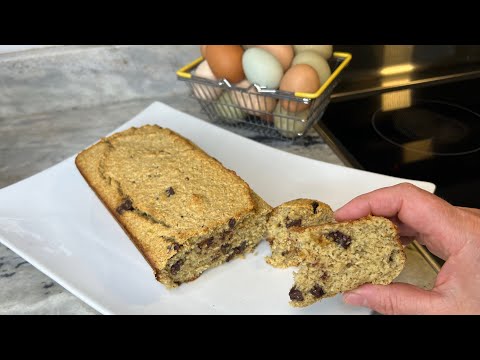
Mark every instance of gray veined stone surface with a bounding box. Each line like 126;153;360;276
0;45;437;314
0;45;199;119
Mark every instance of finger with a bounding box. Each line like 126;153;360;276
387;216;418;237
343;283;444;315
400;236;416;246
335;183;464;259
458;207;480;217
335;183;439;221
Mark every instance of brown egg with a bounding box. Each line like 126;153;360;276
259;113;275;123
255;45;294;71
206;45;245;83
279;64;320;112
231;79;277;116
200;45;208;58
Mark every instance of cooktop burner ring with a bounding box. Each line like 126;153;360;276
371;99;480;156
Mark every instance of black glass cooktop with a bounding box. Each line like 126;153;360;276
319;77;480;208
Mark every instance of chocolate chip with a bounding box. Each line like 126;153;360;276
312;202;319;214
327;231;352;249
166;187;175;197
281;251;288;256
116;199;133;215
170;259;184;275
229;218;236;229
221;244;231;254
389;250;398;262
310;285;325;298
198;237;214;249
221;229;232;241
286;219;302;228
168;242;181;252
289;288;304;301
232;241;247;255
224;240;246;261
321;272;329;280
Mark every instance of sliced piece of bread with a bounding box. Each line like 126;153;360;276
286;216;405;307
266;199;334;268
76;125;272;288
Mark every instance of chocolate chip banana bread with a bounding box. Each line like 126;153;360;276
265;199;405;307
265;199;334;268
287;216;405;307
76;125;271;288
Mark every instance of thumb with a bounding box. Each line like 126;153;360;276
343;283;443;315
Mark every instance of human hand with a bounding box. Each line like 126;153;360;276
335;183;480;315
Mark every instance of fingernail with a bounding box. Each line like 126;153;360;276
344;292;368;307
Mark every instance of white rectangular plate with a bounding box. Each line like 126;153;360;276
0;102;436;315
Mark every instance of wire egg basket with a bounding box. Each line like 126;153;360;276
177;51;352;140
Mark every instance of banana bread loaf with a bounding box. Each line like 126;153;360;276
76;125;271;288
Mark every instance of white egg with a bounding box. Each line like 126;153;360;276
242;48;284;89
192;60;223;101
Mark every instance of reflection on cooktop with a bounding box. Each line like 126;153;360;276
372;100;480;156
320;77;480;208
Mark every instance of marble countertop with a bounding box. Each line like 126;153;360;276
0;46;437;314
